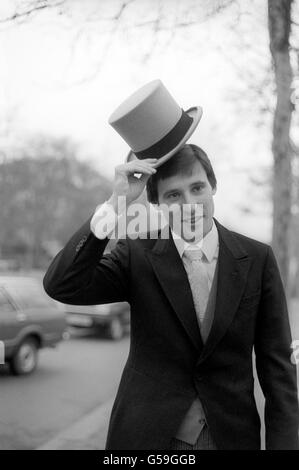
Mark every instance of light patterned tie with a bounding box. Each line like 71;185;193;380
183;248;210;326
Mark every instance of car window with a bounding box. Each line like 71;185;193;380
0;288;16;313
6;284;54;310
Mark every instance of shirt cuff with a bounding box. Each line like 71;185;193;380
90;200;121;239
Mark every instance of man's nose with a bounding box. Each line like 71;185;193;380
182;192;199;206
181;194;203;217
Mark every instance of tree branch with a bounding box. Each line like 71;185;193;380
0;0;65;24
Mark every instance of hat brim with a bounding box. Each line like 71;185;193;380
127;106;203;168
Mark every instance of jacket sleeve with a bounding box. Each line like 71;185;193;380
43;215;130;305
254;245;299;450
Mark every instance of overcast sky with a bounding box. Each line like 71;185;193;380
1;0;297;241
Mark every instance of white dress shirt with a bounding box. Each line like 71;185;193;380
170;221;219;291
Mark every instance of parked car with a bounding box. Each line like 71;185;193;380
64;302;130;340
0;276;67;375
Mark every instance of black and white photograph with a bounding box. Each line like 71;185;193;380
0;0;299;453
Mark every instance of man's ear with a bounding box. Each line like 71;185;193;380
212;185;217;196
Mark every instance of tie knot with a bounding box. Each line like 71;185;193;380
183;248;204;261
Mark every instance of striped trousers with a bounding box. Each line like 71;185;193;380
168;423;217;450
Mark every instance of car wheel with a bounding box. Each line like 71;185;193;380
107;318;124;341
10;337;39;375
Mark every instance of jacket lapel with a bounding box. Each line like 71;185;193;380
197;218;252;363
145;224;204;353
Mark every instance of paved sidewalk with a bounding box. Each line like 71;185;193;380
37;398;114;450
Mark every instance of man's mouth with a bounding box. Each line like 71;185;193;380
182;216;204;223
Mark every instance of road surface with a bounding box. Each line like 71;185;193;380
0;328;129;450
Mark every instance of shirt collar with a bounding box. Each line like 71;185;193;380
170;219;219;262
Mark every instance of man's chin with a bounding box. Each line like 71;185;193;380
169;216;208;241
182;232;203;244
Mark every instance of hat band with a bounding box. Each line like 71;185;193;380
134;109;193;160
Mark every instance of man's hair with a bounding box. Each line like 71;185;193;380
146;144;217;204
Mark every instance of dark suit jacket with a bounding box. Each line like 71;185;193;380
43;216;299;450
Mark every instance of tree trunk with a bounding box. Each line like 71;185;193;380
268;0;294;290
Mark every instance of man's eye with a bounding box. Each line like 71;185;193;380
168;193;179;199
193;186;203;193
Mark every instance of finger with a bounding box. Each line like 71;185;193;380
128;163;157;174
130;168;155;176
129;157;157;163
140;158;158;162
132;167;157;175
130;158;158;166
129;160;157;168
117;162;156;176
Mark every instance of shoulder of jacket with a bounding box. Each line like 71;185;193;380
229;229;270;254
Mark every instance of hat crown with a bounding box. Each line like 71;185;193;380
108;79;183;152
108;79;202;166
109;79;162;122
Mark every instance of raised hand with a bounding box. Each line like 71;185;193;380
108;158;158;212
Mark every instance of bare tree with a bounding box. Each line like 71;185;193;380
268;0;294;288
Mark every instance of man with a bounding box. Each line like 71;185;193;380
43;144;298;450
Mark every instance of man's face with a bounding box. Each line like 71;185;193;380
156;159;216;242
